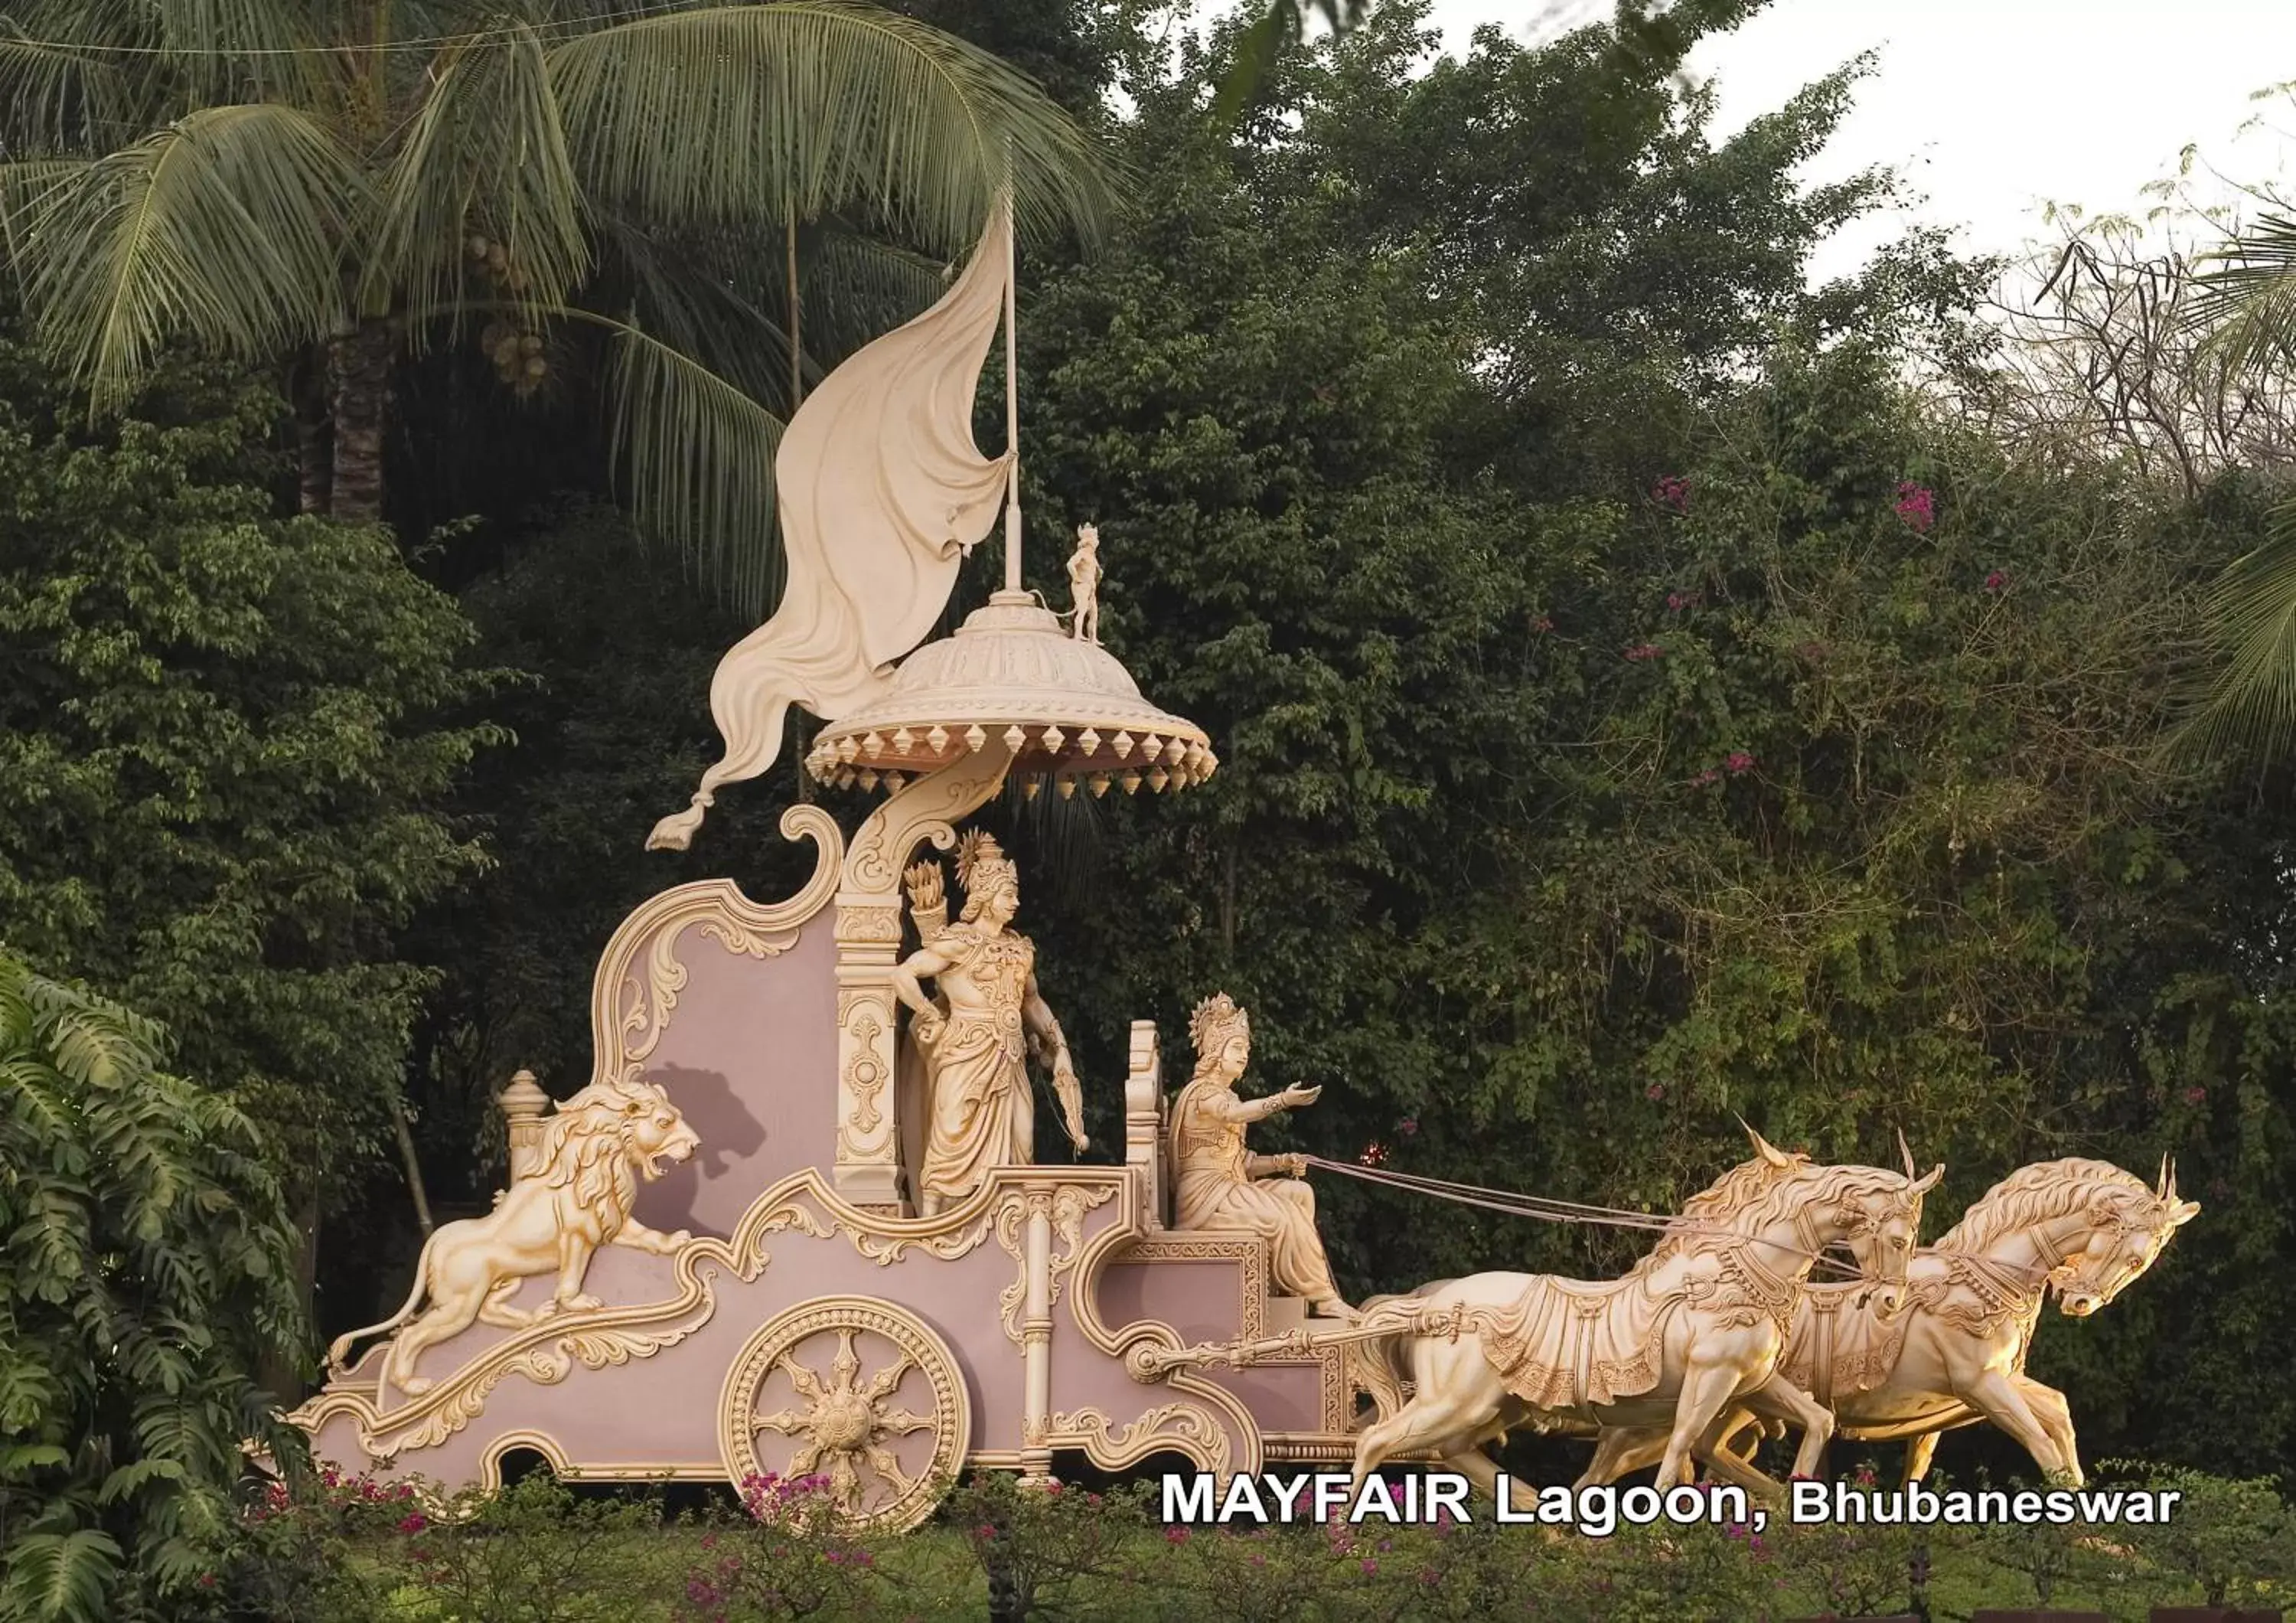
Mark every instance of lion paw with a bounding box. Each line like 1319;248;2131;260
654;1229;691;1252
399;1376;433;1396
564;1293;605;1313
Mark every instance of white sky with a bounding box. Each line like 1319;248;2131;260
1420;0;2296;282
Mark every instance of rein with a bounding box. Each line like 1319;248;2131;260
1302;1154;1869;1282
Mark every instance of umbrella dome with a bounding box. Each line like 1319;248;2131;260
804;592;1217;799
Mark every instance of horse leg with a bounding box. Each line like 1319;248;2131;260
2014;1377;2082;1487
1903;1430;1940;1484
1735;1372;1836;1483
1657;1358;1747;1490
1958;1368;2073;1483
1350;1362;1493;1480
1575;1427;1659;1490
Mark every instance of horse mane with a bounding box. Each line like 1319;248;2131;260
1933;1158;2149;1252
1675;1160;1908;1253
1628;1152;1806;1275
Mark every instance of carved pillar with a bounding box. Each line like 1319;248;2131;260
833;744;1013;1212
1019;1193;1055;1484
499;1069;550;1181
1125;1022;1166;1229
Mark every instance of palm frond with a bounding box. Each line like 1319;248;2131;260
800;224;947;358
2173;495;2296;766
0;34;137;155
2190;214;2296;377
367;20;589;338
591;213;802;410
582;310;789;616
11;103;362;409
546;1;1111;256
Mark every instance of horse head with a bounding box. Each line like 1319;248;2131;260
2056;1156;2200;1318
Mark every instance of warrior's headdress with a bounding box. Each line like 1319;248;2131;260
955;830;1019;921
1189;992;1250;1064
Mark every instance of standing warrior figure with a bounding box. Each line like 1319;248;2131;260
1167;993;1355;1319
893;831;1088;1216
1065;524;1102;643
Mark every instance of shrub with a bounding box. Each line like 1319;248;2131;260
0;952;306;1623
2100;1461;2296;1608
671;1472;892;1621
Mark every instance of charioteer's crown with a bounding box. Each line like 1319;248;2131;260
1190;991;1249;1054
804;591;1217;802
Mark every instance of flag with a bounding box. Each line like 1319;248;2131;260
647;197;1015;851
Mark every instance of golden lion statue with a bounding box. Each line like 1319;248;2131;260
327;1078;700;1396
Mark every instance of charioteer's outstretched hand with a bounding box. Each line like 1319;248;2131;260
1279;1083;1321;1109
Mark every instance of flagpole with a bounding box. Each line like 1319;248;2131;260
1002;185;1022;596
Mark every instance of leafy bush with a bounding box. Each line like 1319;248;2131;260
0;952;308;1623
2102;1459;2296;1608
672;1472;891;1621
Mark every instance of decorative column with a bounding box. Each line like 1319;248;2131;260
1125;1022;1166;1229
499;1068;551;1181
1019;1193;1055;1485
831;745;1013;1212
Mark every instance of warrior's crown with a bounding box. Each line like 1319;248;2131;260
955;828;1016;894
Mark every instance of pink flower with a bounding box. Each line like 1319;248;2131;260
1358;1142;1389;1167
1653;475;1691;513
1532;615;1554;633
974;1523;997;1540
2183;1086;2207;1105
396;1513;427;1535
1691;768;1720;788
1166;1525;1191;1544
1397;1117;1418;1137
1985;569;2008;592
1666;592;1686;611
1624;643;1663;661
1361;1558;1379;1575
1724;751;1755;775
1895;482;1936;532
1645;1083;1665;1100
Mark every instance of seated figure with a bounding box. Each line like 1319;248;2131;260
1166;993;1353;1319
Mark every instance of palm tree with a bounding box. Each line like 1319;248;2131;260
2175;214;2296;763
0;0;1110;612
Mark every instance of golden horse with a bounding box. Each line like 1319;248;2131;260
1349;1129;1942;1495
1577;1157;2199;1488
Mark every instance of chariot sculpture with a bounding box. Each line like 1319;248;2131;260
290;197;2197;1524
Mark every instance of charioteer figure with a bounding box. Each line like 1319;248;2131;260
1167;993;1355;1320
894;831;1087;1216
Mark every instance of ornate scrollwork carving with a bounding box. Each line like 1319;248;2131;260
719;1298;969;1533
996;1184;1117;1344
1047;1403;1232;1474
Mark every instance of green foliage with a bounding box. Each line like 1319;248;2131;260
2102;1459;2296;1608
0;951;305;1623
394;1474;670;1623
674;1473;895;1621
0;317;502;1192
0;0;1114;603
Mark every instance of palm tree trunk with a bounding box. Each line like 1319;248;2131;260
328;318;396;522
295;349;333;514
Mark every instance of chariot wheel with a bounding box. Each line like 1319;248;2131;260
717;1296;970;1533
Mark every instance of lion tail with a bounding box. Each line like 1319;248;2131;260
325;1228;441;1375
